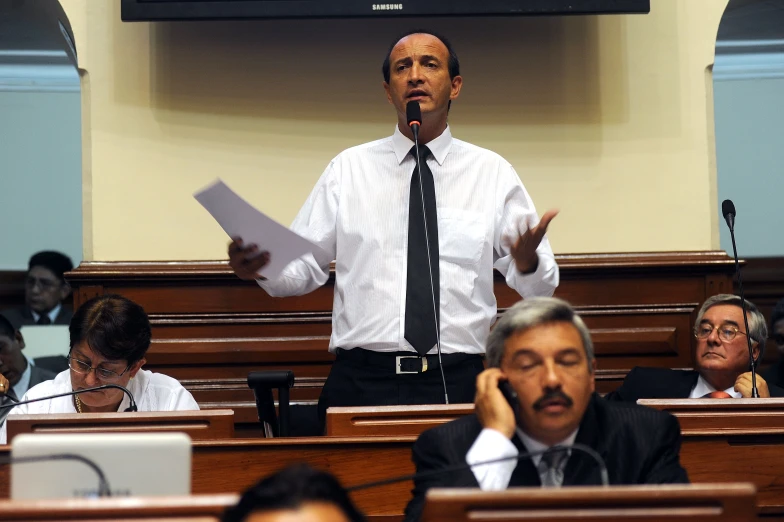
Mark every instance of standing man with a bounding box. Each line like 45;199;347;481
229;31;559;426
2;251;74;329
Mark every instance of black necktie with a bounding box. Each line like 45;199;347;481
404;145;439;356
36;314;51;325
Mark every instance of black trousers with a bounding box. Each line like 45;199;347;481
317;349;484;432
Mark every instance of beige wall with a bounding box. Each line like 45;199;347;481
60;0;727;261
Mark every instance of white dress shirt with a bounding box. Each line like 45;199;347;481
259;125;559;354
0;369;199;443
30;303;62;324
466;428;578;490
689;374;742;398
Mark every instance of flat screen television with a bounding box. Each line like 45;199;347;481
121;0;650;22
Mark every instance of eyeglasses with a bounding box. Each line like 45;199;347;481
25;277;60;291
694;323;748;343
67;355;130;381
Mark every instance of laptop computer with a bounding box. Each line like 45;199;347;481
11;432;191;498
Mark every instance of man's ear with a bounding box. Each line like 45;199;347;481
752;341;761;364
128;357;146;378
15;330;25;351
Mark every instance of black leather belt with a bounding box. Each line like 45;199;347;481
335;348;483;374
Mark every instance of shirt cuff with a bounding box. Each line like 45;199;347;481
465;428;519;491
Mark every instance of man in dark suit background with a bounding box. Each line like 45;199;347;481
2;251;74;329
606;294;784;401
404;297;688;522
0;314;56;423
761;298;784;389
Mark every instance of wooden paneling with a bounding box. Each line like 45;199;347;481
740;257;784;368
326;404;474;437
64;252;737;418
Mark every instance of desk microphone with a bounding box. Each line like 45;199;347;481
406;100;448;405
347;442;609;492
722;199;759;398
0;384;138;412
1;453;112;496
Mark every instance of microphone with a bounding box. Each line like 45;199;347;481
0;384;138;412
406;100;449;405
406;100;422;141
3;453;112;497
721;198;759;398
347;442;609;492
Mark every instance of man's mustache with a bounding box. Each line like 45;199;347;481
533;389;574;411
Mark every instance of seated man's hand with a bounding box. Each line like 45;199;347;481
474;369;517;439
735;371;770;398
0;374;9;396
228;238;270;281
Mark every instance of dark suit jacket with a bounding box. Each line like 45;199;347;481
0;363;57;424
604;366;784;402
1;304;73;330
762;359;784;391
403;394;689;521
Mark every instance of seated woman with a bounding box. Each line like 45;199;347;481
0;294;198;443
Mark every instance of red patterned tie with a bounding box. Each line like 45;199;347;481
702;391;733;399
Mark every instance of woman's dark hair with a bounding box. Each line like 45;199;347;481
222;464;365;522
381;29;460;84
69;294;151;365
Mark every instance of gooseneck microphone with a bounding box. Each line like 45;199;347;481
0;384;138;412
3;454;112;496
722;199;759;398
347;442;609;492
406;100;449;405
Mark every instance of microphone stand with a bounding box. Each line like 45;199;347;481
724;204;759;398
0;384;138;412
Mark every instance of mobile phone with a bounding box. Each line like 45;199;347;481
498;380;521;424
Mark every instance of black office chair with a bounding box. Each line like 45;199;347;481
247;370;295;437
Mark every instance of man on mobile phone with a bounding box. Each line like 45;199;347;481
404;297;688;522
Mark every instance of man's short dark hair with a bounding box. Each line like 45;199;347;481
0;314;16;339
28;251;73;283
772;298;784;331
222;464;365;522
381;29;460;84
69;294;151;366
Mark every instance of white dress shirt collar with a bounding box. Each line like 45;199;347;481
391;124;452;166
516;427;579;467
12;355;33;398
690;374;742;398
30;303;62;324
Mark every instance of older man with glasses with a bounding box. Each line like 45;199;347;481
1;251;74;329
606;294;784;401
0;294;198;443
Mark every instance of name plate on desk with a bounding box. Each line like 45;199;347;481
325;404;474;437
422;484;757;522
6;410;235;442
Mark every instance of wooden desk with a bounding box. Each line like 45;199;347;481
0;494;236;521
422;484;758;522
640;399;784;516
0;437;417;517
6;410;235;442
325;404;474;437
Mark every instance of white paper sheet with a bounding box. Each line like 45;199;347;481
194;179;327;280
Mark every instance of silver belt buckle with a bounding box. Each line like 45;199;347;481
396;355;421;374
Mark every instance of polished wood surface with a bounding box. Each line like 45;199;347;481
421;484;758;522
325;404;474;437
0;494;235;521
0;437;416;515
5;410;236;442
63;252;737;420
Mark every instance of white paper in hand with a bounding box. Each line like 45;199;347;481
194;179;327;280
